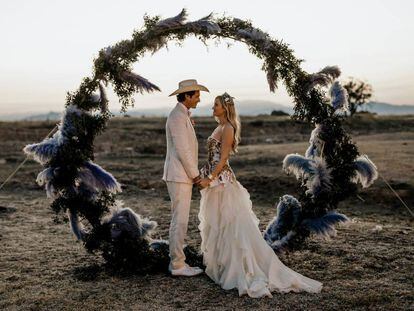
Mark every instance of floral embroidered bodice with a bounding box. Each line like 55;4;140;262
200;136;236;186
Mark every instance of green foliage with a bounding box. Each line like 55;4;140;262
34;9;364;271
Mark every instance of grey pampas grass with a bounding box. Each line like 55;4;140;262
77;161;122;194
308;65;341;89
319;66;341;79
305;124;324;159
283;154;315;179
120;71;161;94
185;14;221;34
263;195;302;243
283;154;332;197
237;28;274;52
98;81;109;112
352;155;378;188
68;209;87;240
145;37;168;54
269;231;296;253
24;137;61;165
36;168;58;198
305;157;332;197
264;196;349;250
36;167;58;198
267;70;277;92
301;211;349;238
329;81;349;112
23;105;88;165
103;204;157;240
155;9;187;29
237;28;270;42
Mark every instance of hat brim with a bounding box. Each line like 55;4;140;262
168;84;209;96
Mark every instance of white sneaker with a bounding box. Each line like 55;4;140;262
170;265;203;277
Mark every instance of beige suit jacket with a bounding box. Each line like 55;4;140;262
162;103;199;184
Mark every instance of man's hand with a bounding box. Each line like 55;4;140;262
198;178;211;189
193;175;202;185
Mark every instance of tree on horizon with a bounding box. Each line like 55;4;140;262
343;77;373;116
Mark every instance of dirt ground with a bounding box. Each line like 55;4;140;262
0;114;413;310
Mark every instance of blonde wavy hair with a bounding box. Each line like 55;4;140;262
215;92;241;153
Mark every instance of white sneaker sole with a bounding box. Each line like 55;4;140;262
170;268;203;277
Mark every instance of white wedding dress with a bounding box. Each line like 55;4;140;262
198;136;322;298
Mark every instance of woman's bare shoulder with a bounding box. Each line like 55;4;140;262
222;123;235;133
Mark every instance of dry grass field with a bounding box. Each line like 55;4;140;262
0;114;413;310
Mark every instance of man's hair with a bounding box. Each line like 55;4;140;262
177;90;196;103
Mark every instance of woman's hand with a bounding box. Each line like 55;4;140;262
198;178;211;189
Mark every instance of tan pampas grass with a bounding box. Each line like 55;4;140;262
120;71;161;94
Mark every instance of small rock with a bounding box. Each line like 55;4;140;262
371;225;383;233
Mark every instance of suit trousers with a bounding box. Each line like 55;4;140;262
166;181;193;270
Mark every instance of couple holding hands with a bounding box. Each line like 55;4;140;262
162;79;322;298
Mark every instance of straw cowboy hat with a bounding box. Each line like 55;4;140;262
169;79;209;96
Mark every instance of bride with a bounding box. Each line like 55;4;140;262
197;92;323;298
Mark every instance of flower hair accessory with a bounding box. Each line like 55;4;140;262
222;92;235;105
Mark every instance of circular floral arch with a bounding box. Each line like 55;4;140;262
24;9;377;272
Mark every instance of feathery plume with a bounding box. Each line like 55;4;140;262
98;81;109;112
319;66;341;79
155;9;187;29
68;209;87;240
283;154;332;197
266;70;277;92
308;65;341;89
185;13;221;34
264;195;302;243
120;71;161;94
23;135;61;165
237;28;270;42
269;231;296;253
36;167;54;186
329;81;349;112
77;161;122;194
301;211;349;237
103;206;157;240
146;37;168;54
149;239;169;250
24;105;91;164
305;124;324;159
283;154;315;179
352;155;378;188
305;157;332;197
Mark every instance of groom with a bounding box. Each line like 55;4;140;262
162;79;209;276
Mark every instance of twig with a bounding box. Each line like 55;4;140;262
362;154;414;218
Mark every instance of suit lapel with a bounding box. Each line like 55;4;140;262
175;102;197;143
187;117;196;137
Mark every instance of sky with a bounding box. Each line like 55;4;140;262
0;0;413;115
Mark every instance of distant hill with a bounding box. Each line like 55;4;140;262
359;102;414;115
124;100;294;117
0;101;412;121
0;111;62;121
